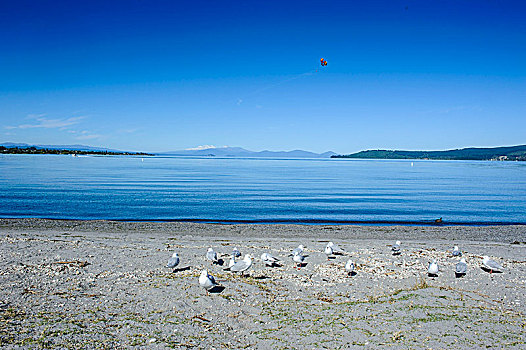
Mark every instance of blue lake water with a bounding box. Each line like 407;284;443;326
1;154;525;224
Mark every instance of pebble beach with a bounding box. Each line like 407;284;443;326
1;219;525;349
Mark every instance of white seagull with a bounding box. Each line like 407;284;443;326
455;258;467;277
232;247;242;258
261;253;279;267
291;245;304;256
230;254;253;275
452;246;462;257
199;270;217;293
327;241;345;254
293;251;305;269
206;248;218;264
345;259;355;276
324;244;334;260
166;252;180;269
428;260;439;276
482;256;504;273
392;241;401;255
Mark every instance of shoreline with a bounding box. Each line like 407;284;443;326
1;218;526;243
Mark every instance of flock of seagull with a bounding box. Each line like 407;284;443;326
165;241;505;293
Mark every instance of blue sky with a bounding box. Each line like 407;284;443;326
1;0;525;153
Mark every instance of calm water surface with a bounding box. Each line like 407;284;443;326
1;155;525;224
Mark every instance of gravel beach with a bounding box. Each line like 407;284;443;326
1;219;525;349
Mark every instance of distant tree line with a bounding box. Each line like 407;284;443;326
331;145;526;161
0;146;153;156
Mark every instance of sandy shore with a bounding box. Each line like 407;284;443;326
1;219;525;349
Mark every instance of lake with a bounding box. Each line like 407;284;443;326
1;155;525;224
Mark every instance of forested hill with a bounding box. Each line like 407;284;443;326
332;145;526;161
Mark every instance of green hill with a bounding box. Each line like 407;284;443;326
332;145;526;161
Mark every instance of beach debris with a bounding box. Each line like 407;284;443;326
293;251;305;269
206;248;218;264
199;269;217;293
166;252;179;269
455;258;467;278
291;245;304;256
324;244;334;260
392;241;401;255
482;256;504;273
345;259;355;276
452;246;462;257
428;260;439;277
232;247;242;258
261;252;279;267
230;254;252;275
327;241;345;254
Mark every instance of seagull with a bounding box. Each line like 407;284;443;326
455;258;467;277
206;248;218;264
324;244;334;260
166;252;180;269
199;270;217;293
482;256;504;273
261;253;279;267
392;241;401;255
230;254;253;275
223;254;236;271
428;260;439;277
232;247;241;258
327;241;345;254
291;245;304;256
345;259;355;276
293;251;305;269
452;246;462;257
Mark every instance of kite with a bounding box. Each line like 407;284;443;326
320;58;327;66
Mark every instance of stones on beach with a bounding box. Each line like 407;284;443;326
428;260;439;277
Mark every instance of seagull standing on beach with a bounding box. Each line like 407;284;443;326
327;242;345;254
428;260;439;277
261;253;279;267
291;245;304;256
206;248;218;264
455;258;467;277
293;251;305;269
324;244;334;260
223;254;236;271
230;254;253;275
232;247;242;258
392;241;401;255
452;246;462;257
166;252;180;269
199;270;217;293
482;256;504;273
345;259;355;276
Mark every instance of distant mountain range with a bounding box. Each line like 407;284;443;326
332;145;526;161
161;146;336;158
0;142;123;153
1;143;336;158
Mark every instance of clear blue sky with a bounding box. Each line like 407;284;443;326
1;0;525;153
